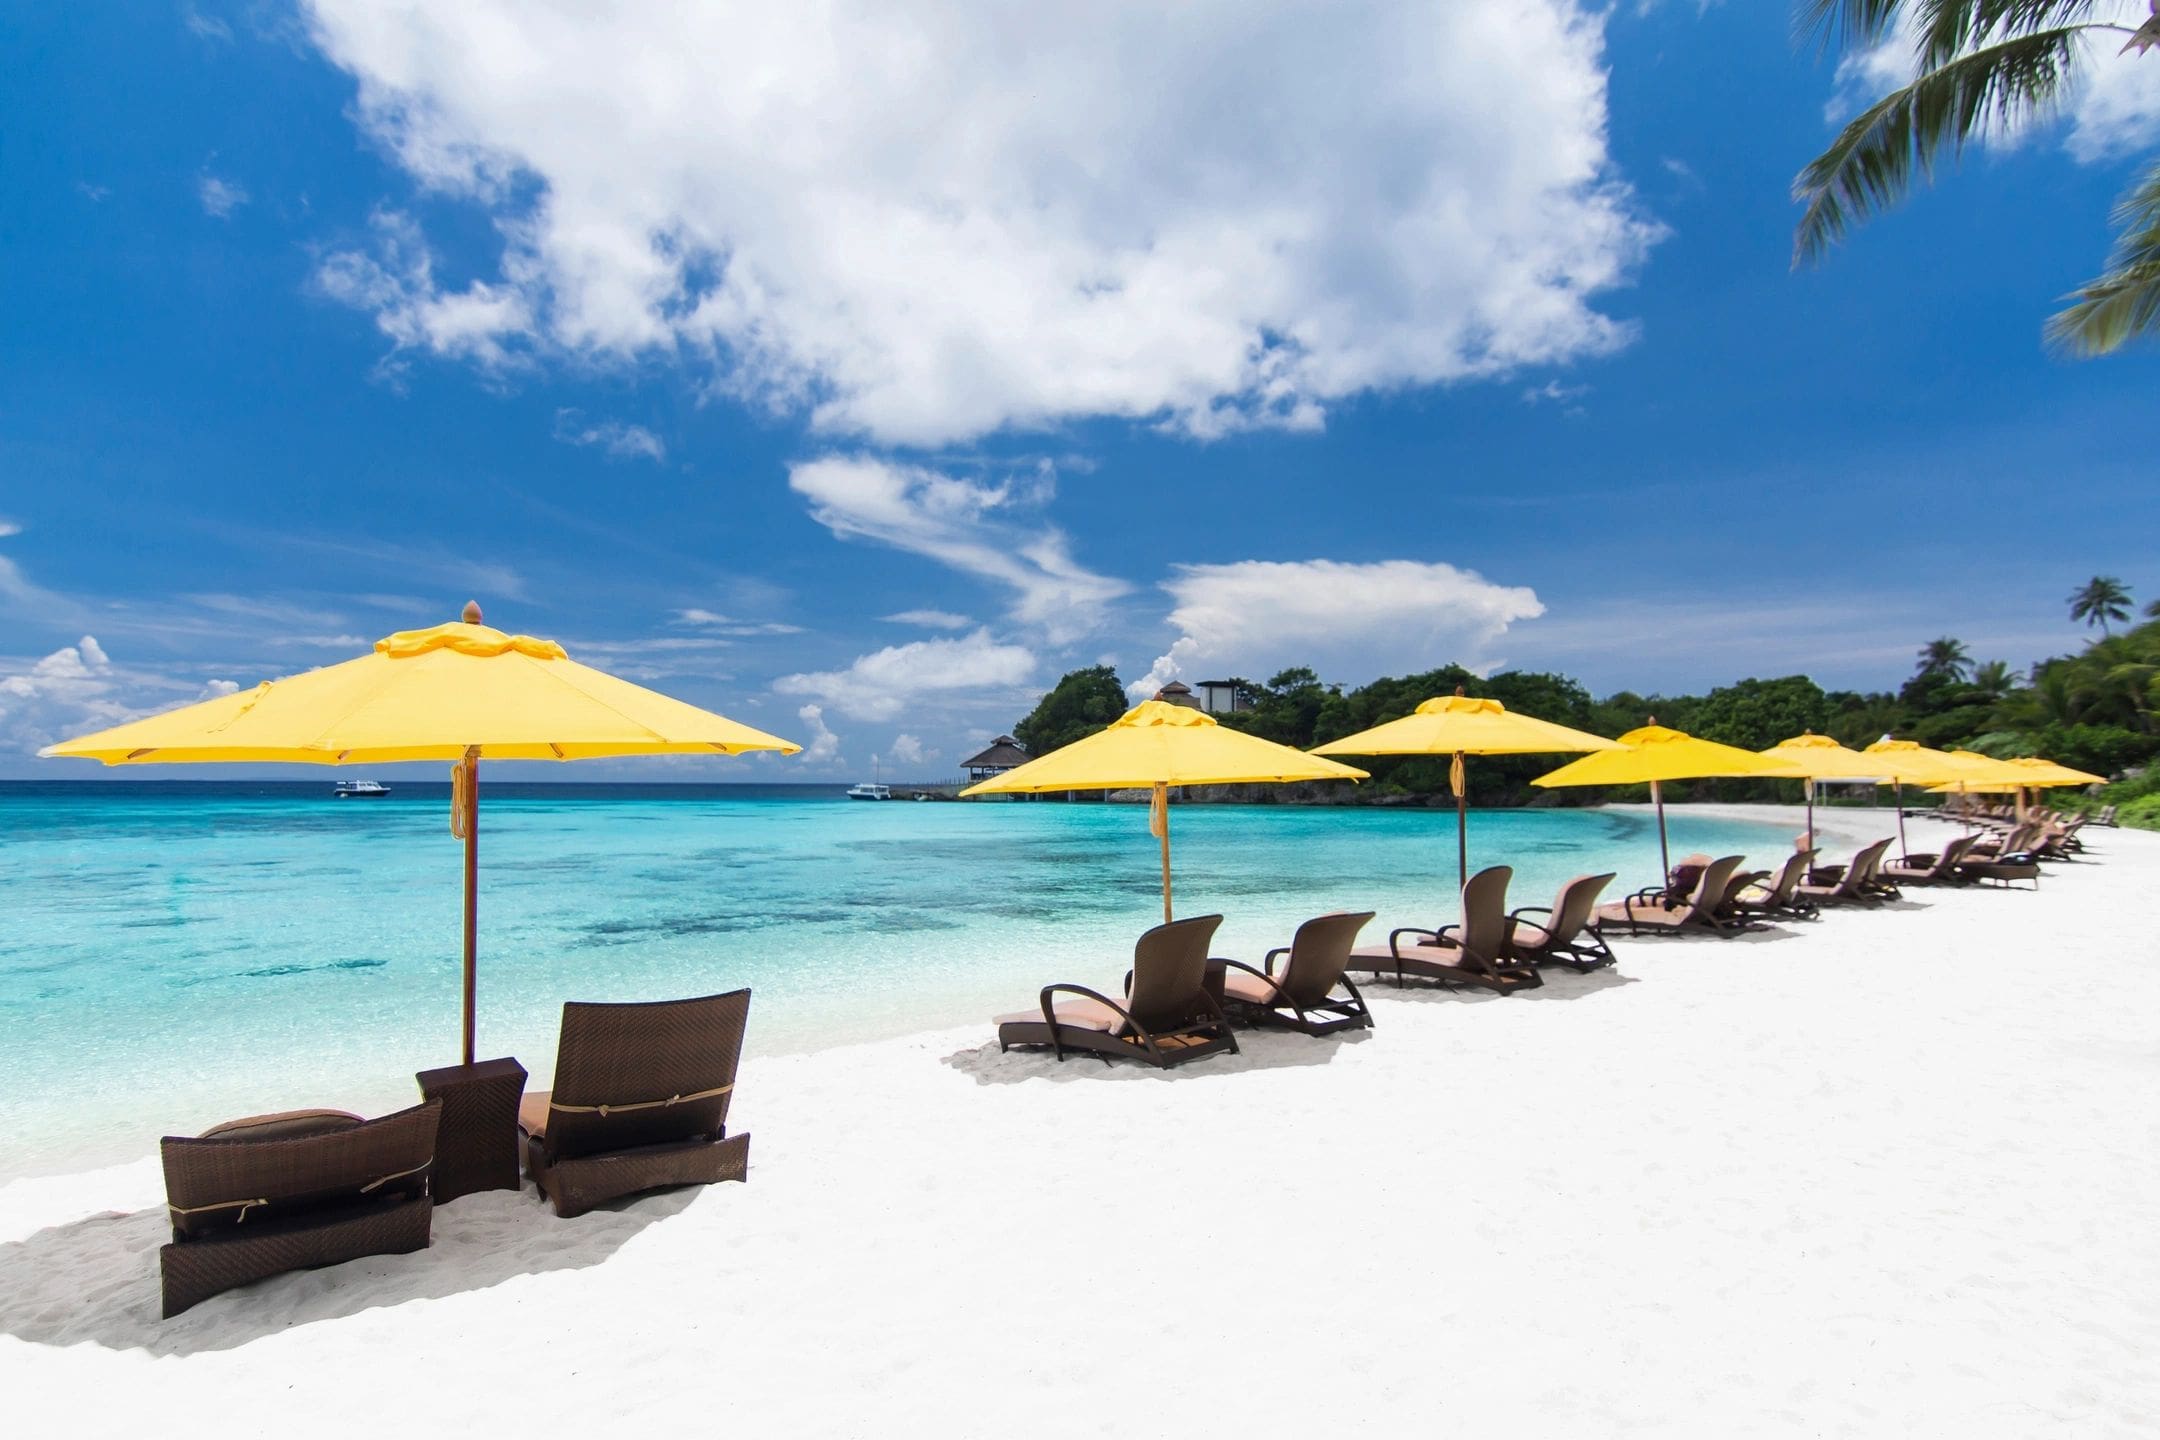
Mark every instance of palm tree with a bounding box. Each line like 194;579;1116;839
1970;658;2015;700
1916;635;1972;681
2069;574;2134;634
1794;2;2160;353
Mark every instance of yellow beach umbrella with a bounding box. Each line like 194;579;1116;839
1532;722;1801;882
1859;737;1983;852
1757;731;1898;853
44;605;801;1063
1312;690;1620;889
959;696;1367;922
2001;757;2105;786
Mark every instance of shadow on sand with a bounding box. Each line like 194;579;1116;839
0;1181;695;1355
944;1023;1373;1086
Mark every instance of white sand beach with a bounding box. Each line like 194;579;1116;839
5;805;2158;1438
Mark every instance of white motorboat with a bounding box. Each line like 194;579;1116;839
845;782;892;801
334;779;391;798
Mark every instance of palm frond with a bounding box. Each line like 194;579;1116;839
1914;2;2102;66
1799;0;1910;51
1793;26;2084;266
2048;159;2160;354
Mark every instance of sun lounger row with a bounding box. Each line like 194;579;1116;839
158;990;753;1316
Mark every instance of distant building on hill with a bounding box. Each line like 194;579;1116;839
1193;680;1253;715
1155;680;1201;709
961;735;1030;783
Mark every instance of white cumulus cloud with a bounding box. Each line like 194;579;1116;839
795;703;841;765
774;628;1036;722
886;734;930;767
790;456;1126;644
302;0;1658;445
1131;559;1544;699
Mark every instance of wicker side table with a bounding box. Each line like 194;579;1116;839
415;1056;527;1204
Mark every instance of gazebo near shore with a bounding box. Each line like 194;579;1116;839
961;735;1030;784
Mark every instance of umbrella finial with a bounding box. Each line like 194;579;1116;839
461;600;483;625
1646;713;1657;725
1454;684;1465;697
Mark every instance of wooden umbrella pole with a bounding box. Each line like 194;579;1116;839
1454;751;1468;893
1894;780;1907;857
1156;781;1172;924
1805;778;1816;854
1652;778;1670;885
462;747;479;1067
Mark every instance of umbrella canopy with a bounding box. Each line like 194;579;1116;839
2001;756;2106;786
960;697;1367;921
1532;723;1801;881
1860;736;1990;851
1758;732;1892;852
45;608;800;1064
45;618;794;764
1313;692;1620;888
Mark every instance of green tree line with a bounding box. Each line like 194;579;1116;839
1008;575;2160;825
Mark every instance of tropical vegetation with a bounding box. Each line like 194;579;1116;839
1795;1;2160;354
1006;577;2160;828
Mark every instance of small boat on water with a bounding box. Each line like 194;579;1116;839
334;779;391;799
845;782;892;801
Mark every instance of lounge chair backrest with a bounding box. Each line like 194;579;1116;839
543;989;751;1165
1123;914;1224;1034
1692;856;1745;915
1937;833;1979;873
1547;873;1616;943
162;1100;441;1239
1460;865;1512;958
1276;910;1374;1007
1762;849;1815;903
1847;838;1893;888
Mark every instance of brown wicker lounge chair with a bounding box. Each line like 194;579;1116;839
1881;832;1980;886
1218;910;1376;1034
1794;838;1895;906
519;989;752;1219
996;914;1237;1067
1345;865;1541;992
1729;850;1820;922
159;1100;441;1318
1505;872;1618;971
1958;838;2042;889
1594;855;1749;937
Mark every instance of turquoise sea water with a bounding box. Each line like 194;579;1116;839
0;782;1794;1178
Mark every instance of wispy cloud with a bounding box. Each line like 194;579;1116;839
789;456;1128;645
75;182;110;203
552;409;666;463
672;609;804;636
883;609;972;630
182;5;233;42
197;173;248;218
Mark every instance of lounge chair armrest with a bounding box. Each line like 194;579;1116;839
1039;983;1145;1042
1507;906;1554;922
1217;957;1285;1000
1261;945;1291;977
1389;927;1439;957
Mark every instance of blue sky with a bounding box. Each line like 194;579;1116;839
3;2;2156;779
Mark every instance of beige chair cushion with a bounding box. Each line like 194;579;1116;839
1513;921;1554;948
519;1090;553;1140
198;1108;362;1141
996;996;1124;1033
1222;968;1282;1005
